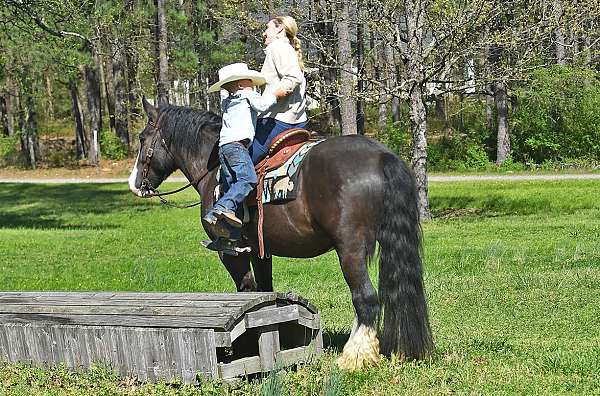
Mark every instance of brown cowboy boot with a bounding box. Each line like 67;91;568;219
214;209;243;228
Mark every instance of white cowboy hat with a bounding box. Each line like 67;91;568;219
207;63;266;93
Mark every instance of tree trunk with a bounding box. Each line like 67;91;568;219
317;0;339;134
19;88;39;169
409;88;430;220
0;94;7;136
155;0;169;105
494;81;510;165
125;0;140;122
405;0;431;220
94;52;105;132
356;0;365;135
485;87;495;134
555;29;566;65
336;0;357;135
582;20;593;66
84;65;102;165
385;43;401;122
4;78;16;136
268;0;274;18
191;1;203;109
45;74;54;119
70;80;87;159
554;0;566;65
113;39;130;148
125;48;140;119
102;49;116;132
376;41;388;129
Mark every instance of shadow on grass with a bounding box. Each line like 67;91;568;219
0;183;156;230
322;329;349;353
430;194;552;218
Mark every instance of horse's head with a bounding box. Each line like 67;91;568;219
128;98;177;197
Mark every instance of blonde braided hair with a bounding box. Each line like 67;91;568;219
273;16;304;71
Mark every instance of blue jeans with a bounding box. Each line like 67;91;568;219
249;118;307;164
213;142;257;219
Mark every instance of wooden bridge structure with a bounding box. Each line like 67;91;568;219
0;291;322;383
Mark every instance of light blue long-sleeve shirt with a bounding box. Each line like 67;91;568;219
219;89;277;146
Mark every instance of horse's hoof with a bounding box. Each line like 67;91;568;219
336;325;381;371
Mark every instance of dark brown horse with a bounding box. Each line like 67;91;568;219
128;100;432;369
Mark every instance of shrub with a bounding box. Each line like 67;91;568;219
463;144;492;169
512;66;600;162
0;134;22;167
380;120;411;161
100;131;128;160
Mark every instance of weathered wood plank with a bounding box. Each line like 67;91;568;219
0;324;217;383
177;329;196;384
0;324;9;361
0;292;276;302
312;325;324;355
143;327;160;382
217;356;261;379
0;300;252;308
275;292;318;315
0;305;251;317
245;305;299;328
229;319;246;343
213;331;231;347
191;329;218;380
0;314;233;329
257;324;280;371
276;346;311;366
296;305;320;329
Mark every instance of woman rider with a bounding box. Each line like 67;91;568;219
250;15;308;164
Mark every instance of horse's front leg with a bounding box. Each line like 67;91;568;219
220;253;257;291
250;254;273;292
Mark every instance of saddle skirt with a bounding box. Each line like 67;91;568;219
247;128;323;206
259;140;321;203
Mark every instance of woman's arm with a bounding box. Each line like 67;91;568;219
266;40;303;92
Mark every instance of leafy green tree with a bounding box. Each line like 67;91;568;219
513;66;600;162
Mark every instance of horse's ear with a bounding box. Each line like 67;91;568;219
142;96;158;122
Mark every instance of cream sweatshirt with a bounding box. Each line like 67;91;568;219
259;37;308;124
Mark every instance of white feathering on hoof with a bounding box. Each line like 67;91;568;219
336;323;381;371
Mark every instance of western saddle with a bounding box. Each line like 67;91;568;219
252;128;313;258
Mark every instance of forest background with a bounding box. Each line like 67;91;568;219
0;0;599;218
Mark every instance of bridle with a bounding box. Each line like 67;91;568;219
138;113;211;209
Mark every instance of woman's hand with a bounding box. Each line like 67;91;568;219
274;87;292;98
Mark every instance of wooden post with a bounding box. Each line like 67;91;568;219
257;324;280;371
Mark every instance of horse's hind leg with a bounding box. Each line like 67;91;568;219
335;240;381;370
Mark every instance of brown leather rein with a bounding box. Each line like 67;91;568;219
138;115;210;209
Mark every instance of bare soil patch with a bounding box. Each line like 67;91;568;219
0;159;136;180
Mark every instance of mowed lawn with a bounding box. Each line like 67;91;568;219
0;179;599;395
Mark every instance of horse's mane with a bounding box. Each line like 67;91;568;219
157;104;221;149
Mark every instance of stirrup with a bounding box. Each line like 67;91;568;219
200;238;251;256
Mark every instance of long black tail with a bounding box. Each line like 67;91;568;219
377;152;433;359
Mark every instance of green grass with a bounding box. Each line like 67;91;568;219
1;180;599;395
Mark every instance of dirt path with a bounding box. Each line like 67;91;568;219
1;174;599;184
429;173;600;182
